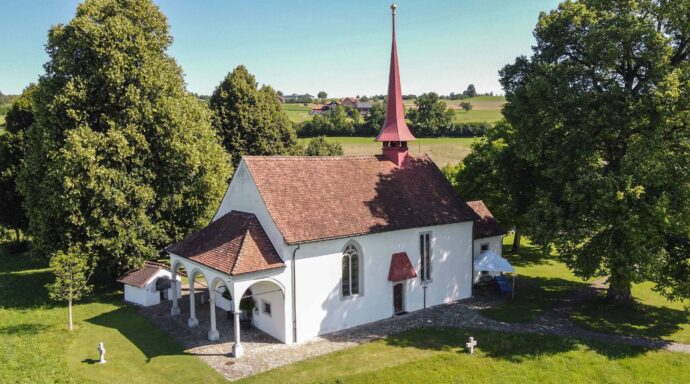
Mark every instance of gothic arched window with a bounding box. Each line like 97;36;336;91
341;244;361;297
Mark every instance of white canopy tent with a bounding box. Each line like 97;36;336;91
473;250;514;273
473;250;516;297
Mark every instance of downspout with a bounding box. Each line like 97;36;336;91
291;244;300;343
471;221;475;298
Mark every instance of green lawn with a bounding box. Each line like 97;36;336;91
0;243;226;384
298;136;477;167
239;328;690;384
480;234;587;322
481;235;690;344
572;283;690;344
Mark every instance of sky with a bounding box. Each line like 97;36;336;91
0;0;561;97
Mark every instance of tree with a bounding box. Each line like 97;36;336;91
209;65;298;166
304;136;344;156
463;84;477;98
459;101;473;112
317;91;327;99
47;246;94;331
19;0;232;276
407;92;455;136
499;0;690;304
357;102;386;136
276;90;284;97
0;85;36;240
454;120;537;251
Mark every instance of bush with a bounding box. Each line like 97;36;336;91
304;136;344;156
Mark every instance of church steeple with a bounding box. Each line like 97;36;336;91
376;3;416;166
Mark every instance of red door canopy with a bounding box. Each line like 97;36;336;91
388;252;417;282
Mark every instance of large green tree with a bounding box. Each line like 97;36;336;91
209;65;298;166
0;85;36;240
454;120;537;251
500;0;690;304
407;92;455;136
19;0;231;276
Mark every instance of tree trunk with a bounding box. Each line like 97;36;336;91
606;273;634;306
68;298;73;331
14;229;20;242
511;227;522;253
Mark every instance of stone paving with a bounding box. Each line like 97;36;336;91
139;285;690;382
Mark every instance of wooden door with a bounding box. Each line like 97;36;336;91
393;283;403;314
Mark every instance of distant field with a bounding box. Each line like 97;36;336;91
283;96;505;125
404;95;505;124
298;136;477;167
282;103;313;124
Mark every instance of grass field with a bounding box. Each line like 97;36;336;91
0;243;227;384
480;234;586;323
482;234;690;344
282;96;505;125
572;283;690;344
281;103;313;124
298;136;477;167
239;327;690;384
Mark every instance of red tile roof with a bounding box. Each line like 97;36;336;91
388;252;417;282
467;200;507;239
243;155;478;244
166;211;284;276
117;261;169;288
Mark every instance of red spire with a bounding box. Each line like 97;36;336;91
376;3;416;143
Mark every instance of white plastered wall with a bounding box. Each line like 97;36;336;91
473;235;505;283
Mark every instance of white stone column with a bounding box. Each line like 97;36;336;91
170;279;181;316
208;291;219;341
232;312;244;358
187;281;198;328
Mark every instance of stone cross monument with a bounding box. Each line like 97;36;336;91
466;337;477;354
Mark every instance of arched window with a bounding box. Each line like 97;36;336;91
342;244;361;297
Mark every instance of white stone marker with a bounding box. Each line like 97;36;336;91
98;342;107;364
466;337;477;354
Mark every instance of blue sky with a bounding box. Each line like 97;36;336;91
0;0;560;97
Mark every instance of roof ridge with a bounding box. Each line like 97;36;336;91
229;215;252;275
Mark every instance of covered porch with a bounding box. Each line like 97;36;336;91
164;210;290;358
167;255;289;358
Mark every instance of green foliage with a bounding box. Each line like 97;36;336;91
407;92;455;136
0;85;36;237
455;120;536;249
459;101;473;112
47;246;94;303
317;91;327;99
18;0;232;276
304;136;344;156
358;102;386;136
209;65;298;166
499;0;690;302
463;83;477;97
298;105;356;137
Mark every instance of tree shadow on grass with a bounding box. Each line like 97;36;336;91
385;327;651;361
86;306;194;362
479;275;585;323
571;294;690;342
0;323;50;335
502;240;554;268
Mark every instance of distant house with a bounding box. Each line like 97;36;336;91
341;97;358;108
356;101;373;115
310;100;340;115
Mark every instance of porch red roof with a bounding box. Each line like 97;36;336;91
388;252;417;282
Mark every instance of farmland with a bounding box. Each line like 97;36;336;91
297;136;477;167
283;95;505;125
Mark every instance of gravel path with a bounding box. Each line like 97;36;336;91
139;283;690;381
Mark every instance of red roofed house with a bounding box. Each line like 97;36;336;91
117;262;181;307
467;200;508;283
165;4;498;358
